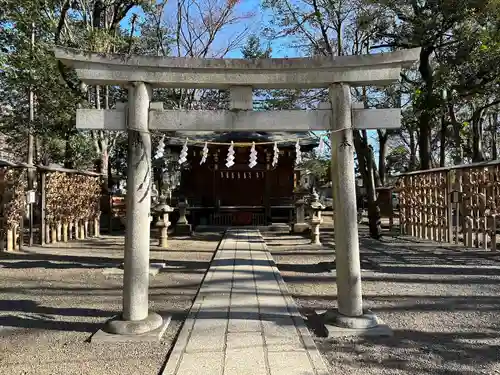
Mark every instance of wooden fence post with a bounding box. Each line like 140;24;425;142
84;220;88;238
79;219;85;239
62;222;68;242
56;221;62;242
40;171;46;245
69;221;73;240
51;224;57;243
6;228;13;251
446;170;458;242
94;217;100;237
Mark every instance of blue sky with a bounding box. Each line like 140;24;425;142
121;0;304;58
121;0;380;161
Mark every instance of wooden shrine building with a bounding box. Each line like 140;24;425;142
165;132;317;227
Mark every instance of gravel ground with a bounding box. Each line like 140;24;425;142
2;217;500;375
0;232;222;375
263;214;500;375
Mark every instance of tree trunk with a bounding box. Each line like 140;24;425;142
35;137;40;165
419;111;432;169
27;22;36;191
377;130;388;185
372;156;382;187
39;138;50;166
353;130;382;240
409;130;417;170
365;143;382;239
449;104;463;165
439;113;446;167
472;110;485;162
417;47;435;170
64;135;74;169
491;112;498;160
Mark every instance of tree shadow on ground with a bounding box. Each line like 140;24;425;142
33;238;126;249
169;232;224;242
0;251;214;271
0;260;116;270
268;227;500;275
159;259;210;273
314;329;500;375
295;294;500;313
0;315;104;333
277;262;335;274
0;299;116;333
295;303;500;374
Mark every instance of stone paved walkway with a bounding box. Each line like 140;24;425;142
162;229;330;375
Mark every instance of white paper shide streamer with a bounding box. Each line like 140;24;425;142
317;137;325;155
226;141;235;168
249;142;257;168
295;140;302;165
272;141;279;167
200;142;209;165
155;135;165;160
178;138;189;164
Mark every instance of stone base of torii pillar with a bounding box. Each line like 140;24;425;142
320;310;392;337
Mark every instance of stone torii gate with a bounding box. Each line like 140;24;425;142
55;47;420;340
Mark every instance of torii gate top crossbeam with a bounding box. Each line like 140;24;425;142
55;47;421;89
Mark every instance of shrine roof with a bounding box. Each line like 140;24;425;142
164;131;319;149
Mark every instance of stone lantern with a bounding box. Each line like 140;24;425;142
175;197;192;235
308;189;325;245
293;185;310;233
293;196;309;233
153;197;173;248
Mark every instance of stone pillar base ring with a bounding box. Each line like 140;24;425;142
103;311;164;335
319;309;393;338
323;309;378;329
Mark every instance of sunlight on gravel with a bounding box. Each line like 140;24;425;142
0;233;221;375
263;222;500;375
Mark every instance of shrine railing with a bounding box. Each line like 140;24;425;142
395;160;500;251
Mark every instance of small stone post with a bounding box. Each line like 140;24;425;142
308;189;325;245
175;198;192;235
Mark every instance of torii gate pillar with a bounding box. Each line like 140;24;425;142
325;84;388;334
330;83;363;317
96;82;169;340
